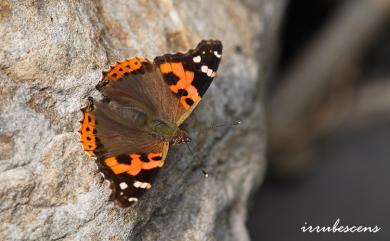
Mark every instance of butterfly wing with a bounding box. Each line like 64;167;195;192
79;40;223;207
95;40;223;126
154;40;223;125
81;58;173;207
98;151;166;207
80;98;169;207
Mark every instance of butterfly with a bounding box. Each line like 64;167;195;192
79;40;223;207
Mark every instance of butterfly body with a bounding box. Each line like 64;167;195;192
146;118;191;144
79;40;222;207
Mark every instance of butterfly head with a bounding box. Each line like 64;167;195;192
170;128;191;145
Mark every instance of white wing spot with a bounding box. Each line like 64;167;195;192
201;65;208;73
214;51;222;58
134;181;151;189
193;56;201;63
133;181;141;188
202;51;205;54
128;197;138;202
207;69;213;77
120;192;123;196
119;182;128;190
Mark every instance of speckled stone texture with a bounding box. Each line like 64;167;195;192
0;0;285;240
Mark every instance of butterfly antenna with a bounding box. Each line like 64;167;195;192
185;142;208;178
201;120;241;132
184;121;241;178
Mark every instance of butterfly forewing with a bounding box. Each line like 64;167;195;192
154;40;223;125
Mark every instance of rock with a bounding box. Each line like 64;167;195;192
0;0;285;240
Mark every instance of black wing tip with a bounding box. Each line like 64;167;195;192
196;39;223;50
154;39;223;63
195;40;223;55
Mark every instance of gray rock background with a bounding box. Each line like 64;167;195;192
0;0;285;240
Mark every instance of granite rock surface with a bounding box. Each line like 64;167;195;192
0;0;285;240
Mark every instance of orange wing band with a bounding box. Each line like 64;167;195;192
103;57;148;81
159;62;201;110
79;111;97;157
104;153;163;176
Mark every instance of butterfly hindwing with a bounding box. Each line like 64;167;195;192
98;151;167;207
79;98;169;207
80;97;166;157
